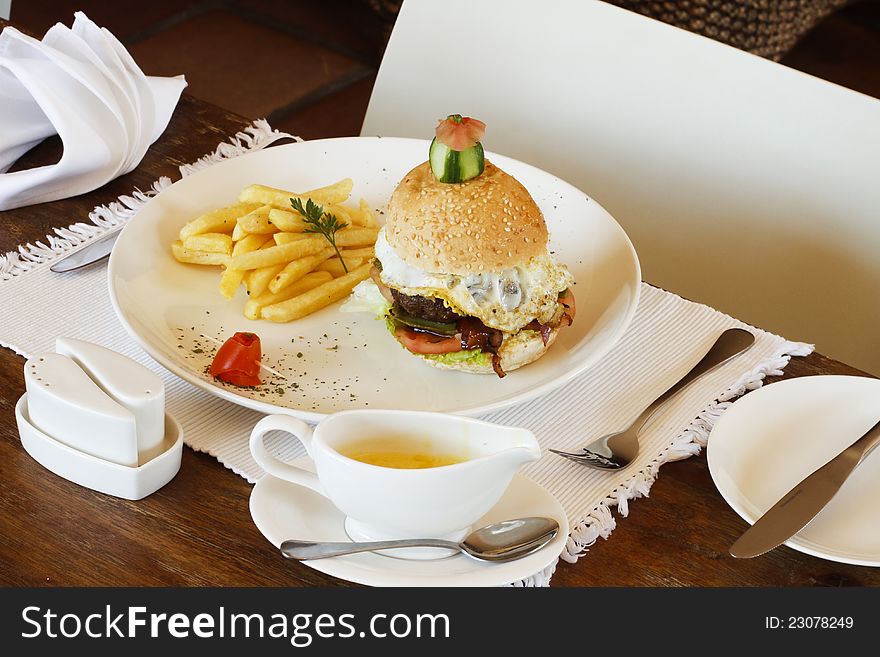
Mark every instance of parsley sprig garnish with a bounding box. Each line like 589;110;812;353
290;197;348;273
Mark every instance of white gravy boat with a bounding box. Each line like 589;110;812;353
249;410;541;545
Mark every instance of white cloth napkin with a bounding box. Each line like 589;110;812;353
0;12;186;210
0;122;814;586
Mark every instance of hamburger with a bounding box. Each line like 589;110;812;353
344;115;575;377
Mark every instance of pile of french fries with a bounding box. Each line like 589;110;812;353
171;178;377;323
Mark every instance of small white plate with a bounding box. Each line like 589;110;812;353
707;375;880;566
249;465;569;586
108;137;640;422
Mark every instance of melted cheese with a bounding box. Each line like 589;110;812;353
375;228;573;332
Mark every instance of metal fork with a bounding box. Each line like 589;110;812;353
550;328;756;470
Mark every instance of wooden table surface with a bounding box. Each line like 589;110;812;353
1;29;877;586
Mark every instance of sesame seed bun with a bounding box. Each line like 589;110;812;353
420;328;558;375
385;161;549;274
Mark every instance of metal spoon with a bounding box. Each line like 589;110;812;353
280;516;559;562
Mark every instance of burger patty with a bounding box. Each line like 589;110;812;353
390;289;462;323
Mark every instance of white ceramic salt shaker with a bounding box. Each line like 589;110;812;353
24;353;139;467
55;337;165;463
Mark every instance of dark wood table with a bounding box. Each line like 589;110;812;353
1;27;876;587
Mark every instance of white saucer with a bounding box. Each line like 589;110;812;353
708;375;880;566
249;463;569;586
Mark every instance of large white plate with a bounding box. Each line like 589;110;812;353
109;137;640;421
249;468;568;587
707;375;880;566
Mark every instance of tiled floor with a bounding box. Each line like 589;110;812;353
7;0;880;140
126;9;370;120
8;0;385;139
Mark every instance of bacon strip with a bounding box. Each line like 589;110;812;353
540;324;552;346
458;317;503;353
491;353;506;378
457;317;506;378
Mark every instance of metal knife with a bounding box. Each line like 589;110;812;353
729;416;880;559
50;228;122;273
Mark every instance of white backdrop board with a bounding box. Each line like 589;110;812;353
362;0;880;374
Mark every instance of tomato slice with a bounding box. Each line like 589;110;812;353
209;332;262;387
435;115;486;151
395;326;462;355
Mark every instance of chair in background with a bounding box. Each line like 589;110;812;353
362;0;850;62
360;0;880;374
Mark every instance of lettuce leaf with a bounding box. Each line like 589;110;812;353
422;349;491;367
339;280;391;316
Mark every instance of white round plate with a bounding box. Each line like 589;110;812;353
109;137;640;422
249;468;569;586
707;375;880;566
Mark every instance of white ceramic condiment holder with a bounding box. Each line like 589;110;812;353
16;338;182;500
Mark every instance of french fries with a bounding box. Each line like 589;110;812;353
267;208;310;232
236;205;278;234
334;227;380;248
231;221;248;241
230;238;326;270
268;249;335;294
178;202;260;240
315;256;364;278
171;241;230;266
233;233;273;255
218;234;272;299
274;232;316;245
340;246;375;260
359;198;377;227
170;178;381;323
244;271;333;320
261;263;372;323
245;263;286;298
183;233;233;255
238;179;353;208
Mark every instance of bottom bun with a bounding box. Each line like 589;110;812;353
421;328;559;374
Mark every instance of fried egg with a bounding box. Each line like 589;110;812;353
374;228;573;332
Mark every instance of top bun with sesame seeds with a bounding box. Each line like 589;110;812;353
384;161;549;274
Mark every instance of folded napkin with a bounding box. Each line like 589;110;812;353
0;12;186;210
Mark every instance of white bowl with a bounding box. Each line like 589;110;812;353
15;394;183;500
